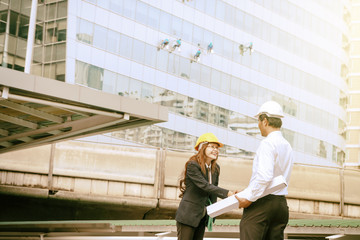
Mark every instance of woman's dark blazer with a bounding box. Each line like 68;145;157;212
175;160;228;228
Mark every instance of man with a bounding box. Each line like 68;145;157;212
235;100;294;240
173;39;182;49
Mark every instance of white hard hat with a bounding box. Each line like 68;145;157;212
254;101;284;118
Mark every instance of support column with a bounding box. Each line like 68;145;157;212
48;143;56;195
340;167;345;217
24;0;38;73
2;9;10;68
155;148;166;200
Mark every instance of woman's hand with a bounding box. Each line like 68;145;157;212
227;191;234;197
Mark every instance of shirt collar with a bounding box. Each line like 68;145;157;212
205;163;211;169
267;130;281;137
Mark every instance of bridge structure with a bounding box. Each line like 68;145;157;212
0;139;360;221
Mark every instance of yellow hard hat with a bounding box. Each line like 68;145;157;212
194;133;223;151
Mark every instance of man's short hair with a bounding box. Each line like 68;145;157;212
259;114;282;128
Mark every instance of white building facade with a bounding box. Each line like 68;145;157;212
1;0;351;167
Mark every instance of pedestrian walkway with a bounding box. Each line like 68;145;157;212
0;219;359;239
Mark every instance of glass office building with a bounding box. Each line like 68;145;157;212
0;0;67;79
348;0;360;165
0;0;352;166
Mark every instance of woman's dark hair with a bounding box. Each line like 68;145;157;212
178;142;219;198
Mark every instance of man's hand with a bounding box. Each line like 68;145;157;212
235;195;252;208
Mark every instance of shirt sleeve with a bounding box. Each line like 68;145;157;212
246;140;275;202
186;161;228;199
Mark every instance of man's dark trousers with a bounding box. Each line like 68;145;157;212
240;194;289;240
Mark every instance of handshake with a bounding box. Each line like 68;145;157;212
207;176;288;218
227;190;253;209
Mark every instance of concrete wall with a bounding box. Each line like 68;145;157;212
0;140;359;219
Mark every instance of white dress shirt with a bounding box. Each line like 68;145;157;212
244;131;293;202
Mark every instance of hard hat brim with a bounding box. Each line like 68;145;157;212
254;112;284;119
195;142;224;151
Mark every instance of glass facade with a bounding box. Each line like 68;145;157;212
75;17;346;134
0;0;67;80
70;0;349;165
75;59;336;161
0;0;32;71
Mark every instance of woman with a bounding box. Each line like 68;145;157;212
175;133;234;240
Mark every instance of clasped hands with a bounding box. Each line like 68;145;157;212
227;190;252;209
